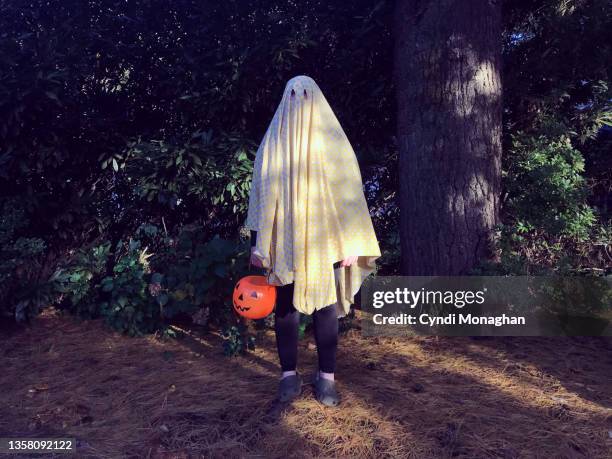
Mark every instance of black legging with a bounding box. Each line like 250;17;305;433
275;282;339;374
250;230;339;373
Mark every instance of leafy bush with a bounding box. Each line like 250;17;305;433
504;132;597;241
222;324;256;356
154;231;248;323
98;239;161;336
54;242;111;317
135;224;250;327
0;199;54;322
52;222;251;337
472;131;609;276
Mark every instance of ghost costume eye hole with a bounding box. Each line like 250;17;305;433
290;88;307;98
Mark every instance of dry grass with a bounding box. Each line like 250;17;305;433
1;308;611;459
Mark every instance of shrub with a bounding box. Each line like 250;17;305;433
53;242;111;318
135;223;250;327
0;199;53;323
153;230;248;325
53;222;252;337
98;239;161;336
473;131;609;276
504;132;597;241
222;324;256;356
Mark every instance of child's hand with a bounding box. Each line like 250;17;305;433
250;247;264;268
340;255;358;267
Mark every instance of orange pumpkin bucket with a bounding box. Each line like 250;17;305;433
232;275;277;319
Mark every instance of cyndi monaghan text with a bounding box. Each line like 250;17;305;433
373;313;526;327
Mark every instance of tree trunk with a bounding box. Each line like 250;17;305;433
394;0;503;275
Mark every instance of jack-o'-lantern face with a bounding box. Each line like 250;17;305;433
232;275;276;319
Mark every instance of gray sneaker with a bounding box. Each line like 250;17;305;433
277;373;303;402
313;372;340;407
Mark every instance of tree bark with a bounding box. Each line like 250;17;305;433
394;0;503;275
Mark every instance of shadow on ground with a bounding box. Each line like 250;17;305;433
1;309;611;458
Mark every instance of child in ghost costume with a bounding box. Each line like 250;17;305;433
244;75;381;406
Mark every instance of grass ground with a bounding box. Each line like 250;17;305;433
1;308;611;458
